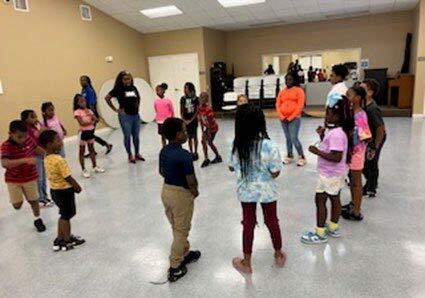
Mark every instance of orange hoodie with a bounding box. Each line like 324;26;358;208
276;86;305;121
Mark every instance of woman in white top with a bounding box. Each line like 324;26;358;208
327;64;349;107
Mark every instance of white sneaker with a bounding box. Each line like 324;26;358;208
82;169;91;178
283;156;294;164
297;158;307;167
93;166;105;173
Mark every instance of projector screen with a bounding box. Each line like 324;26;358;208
98;78;156;129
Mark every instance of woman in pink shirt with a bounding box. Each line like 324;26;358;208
154;83;175;147
41;102;67;157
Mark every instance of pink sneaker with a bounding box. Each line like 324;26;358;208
275;251;287;268
232;257;253;274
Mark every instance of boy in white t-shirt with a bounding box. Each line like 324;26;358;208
326;64;349;106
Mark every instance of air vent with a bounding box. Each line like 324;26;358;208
13;0;29;12
325;10;370;19
249;20;286;28
80;4;92;21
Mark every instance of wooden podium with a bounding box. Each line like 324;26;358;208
387;74;415;108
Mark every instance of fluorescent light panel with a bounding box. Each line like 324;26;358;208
140;5;182;19
217;0;266;8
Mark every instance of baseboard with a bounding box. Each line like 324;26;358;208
412;114;424;118
63;127;114;144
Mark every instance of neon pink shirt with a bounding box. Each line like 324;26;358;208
74;108;95;131
154;97;174;124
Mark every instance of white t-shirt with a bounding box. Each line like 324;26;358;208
326;82;348;106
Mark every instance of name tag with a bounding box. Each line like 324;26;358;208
125;91;136;97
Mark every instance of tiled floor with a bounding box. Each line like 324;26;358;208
0;117;424;298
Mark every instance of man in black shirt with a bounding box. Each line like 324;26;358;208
361;79;386;197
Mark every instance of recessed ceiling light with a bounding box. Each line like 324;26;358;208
217;0;266;8
140;5;183;19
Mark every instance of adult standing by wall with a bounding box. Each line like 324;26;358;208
80;75;113;156
276;72;306;166
105;71;145;164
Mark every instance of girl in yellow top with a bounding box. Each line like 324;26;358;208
275;72;306;166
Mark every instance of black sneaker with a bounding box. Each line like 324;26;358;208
52;238;74;251
367;191;377;198
201;159;211;168
53;238;62;252
34;218;46;232
211;156;223;164
342;210;363;221
182;250;201;266
168;265;188;282
342;202;354;211
192;153;199;161
69;235;86;246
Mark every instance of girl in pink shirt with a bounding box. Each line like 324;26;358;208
42;102;67;157
154;83;175;147
73;94;105;178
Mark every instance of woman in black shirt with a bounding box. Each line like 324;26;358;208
105;71;145;164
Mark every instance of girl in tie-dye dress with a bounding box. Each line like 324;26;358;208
342;86;372;221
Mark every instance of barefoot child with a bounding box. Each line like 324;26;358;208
228;106;286;274
198;92;222;168
42;102;67;157
1;120;46;232
301;97;352;244
73;94;105;178
21;109;53;207
159;117;201;282
342;86;371;221
39;130;85;251
154;83;175;147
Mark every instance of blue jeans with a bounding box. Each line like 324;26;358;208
281;117;304;157
118;113;140;155
36;155;48;202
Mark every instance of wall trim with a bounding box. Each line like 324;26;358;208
63;127;114;144
412;113;424;118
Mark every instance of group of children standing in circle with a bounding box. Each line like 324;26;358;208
1;65;386;282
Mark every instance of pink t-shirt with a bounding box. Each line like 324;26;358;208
45;115;64;139
154;97;174;124
318;127;348;177
74;109;94;131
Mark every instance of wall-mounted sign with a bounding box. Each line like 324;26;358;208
360;58;370;69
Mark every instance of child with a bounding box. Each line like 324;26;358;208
159;117;201;282
21;109;53;207
154;83;175;147
1;120;46;232
73;94;105;178
41;102;67;157
39;130;85;251
342;87;371;221
361;79;386;198
301;97;351;244
327;64;349;106
198;92;222;168
228;106;286;274
180;82;200;161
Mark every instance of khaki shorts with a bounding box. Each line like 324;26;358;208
7;180;39;205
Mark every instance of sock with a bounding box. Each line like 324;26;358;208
315;227;326;237
34;216;41;221
328;222;339;231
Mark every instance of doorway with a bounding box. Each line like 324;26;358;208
148;53;201;116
